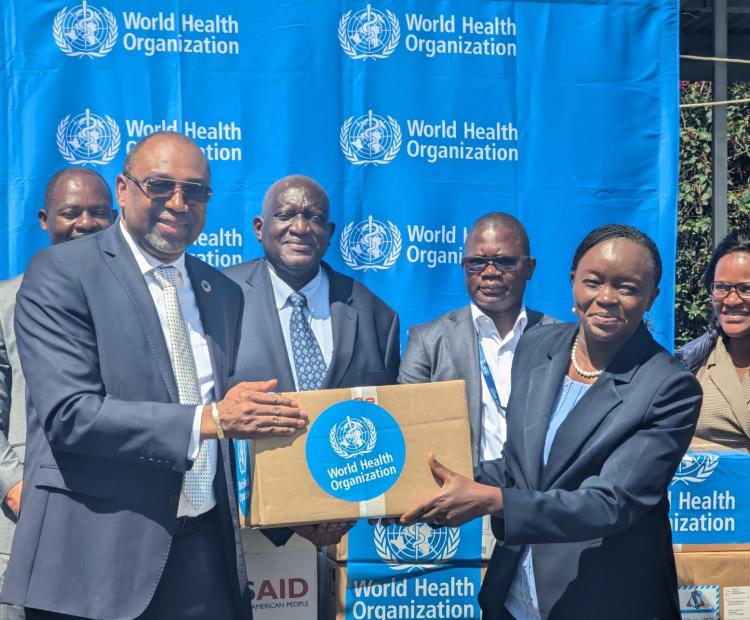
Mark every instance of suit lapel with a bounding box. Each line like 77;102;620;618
324;267;357;389
540;326;647;489
243;261;296;390
445;307;482;458
523;345;571;488
186;257;227;398
99;226;178;401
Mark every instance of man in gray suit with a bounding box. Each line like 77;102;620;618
0;168;115;618
398;213;556;466
224;174;400;545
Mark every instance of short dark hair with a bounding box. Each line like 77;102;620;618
123;131;207;177
466;212;530;255
43;167;112;213
571;224;662;287
702;229;750;292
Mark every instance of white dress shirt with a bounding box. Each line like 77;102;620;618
267;264;333;389
120;221;216;517
471;304;528;462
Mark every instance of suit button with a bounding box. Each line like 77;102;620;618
168;494;179;504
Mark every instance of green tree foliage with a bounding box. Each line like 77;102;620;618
676;81;750;345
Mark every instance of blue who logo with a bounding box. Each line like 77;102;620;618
56;108;121;166
340;110;402;166
338;5;400;60
340;215;402;272
671;452;719;486
306;400;405;502
53;1;118;58
374;521;461;571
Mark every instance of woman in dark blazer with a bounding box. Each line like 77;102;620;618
402;225;702;620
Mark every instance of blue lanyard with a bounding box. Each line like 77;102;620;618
477;332;504;413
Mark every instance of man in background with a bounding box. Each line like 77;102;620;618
0;167;115;619
225;174;400;545
398;212;557;465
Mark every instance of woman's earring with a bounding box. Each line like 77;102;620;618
643;312;653;331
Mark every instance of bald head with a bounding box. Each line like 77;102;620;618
262;175;329;218
116;131;210;263
255;174;335;290
465;212;530;256
39;168;115;244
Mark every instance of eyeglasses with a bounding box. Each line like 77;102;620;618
461;255;529;274
710;282;750;300
123;172;212;204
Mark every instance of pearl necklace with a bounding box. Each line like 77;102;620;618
571;338;603;378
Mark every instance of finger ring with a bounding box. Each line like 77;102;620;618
273;416;278;425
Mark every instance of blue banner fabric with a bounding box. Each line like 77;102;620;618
1;0;679;346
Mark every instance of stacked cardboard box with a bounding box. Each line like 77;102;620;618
241;529;320;619
672;440;750;619
321;519;486;620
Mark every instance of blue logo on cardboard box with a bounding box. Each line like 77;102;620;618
344;520;482;619
306;400;405;501
669;450;750;543
233;439;250;519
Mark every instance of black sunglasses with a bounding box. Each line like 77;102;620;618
123;172;212;204
461;255;529;273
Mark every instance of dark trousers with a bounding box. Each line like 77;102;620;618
26;509;237;620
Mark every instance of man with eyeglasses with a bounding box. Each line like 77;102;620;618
0;167;116;620
224;174;399;545
399;212;557;466
2;132;308;619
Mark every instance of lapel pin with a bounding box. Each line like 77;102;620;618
201;280;212;293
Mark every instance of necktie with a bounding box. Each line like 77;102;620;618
288;292;327;391
152;265;214;510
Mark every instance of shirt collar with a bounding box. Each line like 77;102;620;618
119;220;189;284
471;303;528;344
267;262;328;316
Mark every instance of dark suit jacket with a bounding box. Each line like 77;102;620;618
476;323;702;620
1;225;249;619
397;305;557;466
223;258;400;392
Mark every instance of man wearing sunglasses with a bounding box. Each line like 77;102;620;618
3;132;307;619
399;212;557;466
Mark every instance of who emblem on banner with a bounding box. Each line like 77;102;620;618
56;109;121;166
53;1;118;58
338;4;400;60
340;110;401;166
374;521;461;572
340;216;401;271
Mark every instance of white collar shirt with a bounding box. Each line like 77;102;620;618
120;221;216;517
471;304;528;462
267;262;333;390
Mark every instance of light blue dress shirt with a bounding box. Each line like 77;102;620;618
504;375;591;620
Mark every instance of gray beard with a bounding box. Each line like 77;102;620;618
145;230;187;256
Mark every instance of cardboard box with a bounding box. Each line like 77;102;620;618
676;551;750;619
669;447;750;544
250;381;473;527
241;529;319;619
320;557;486;620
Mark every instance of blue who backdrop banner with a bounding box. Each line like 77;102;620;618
0;0;679;346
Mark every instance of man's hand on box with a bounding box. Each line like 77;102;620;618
400;453;504;528
293;521;357;548
202;379;308;439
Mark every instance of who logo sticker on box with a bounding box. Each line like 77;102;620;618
250;381;472;527
306;400;405;506
669;450;750;544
